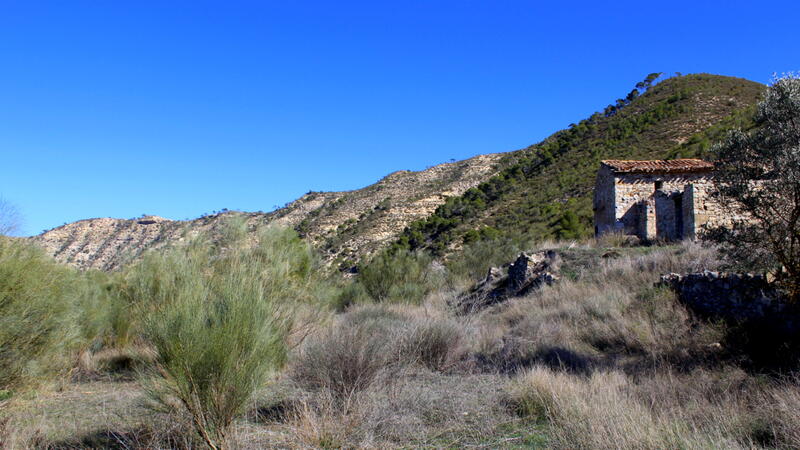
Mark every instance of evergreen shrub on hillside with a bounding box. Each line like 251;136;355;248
706;74;800;302
351;249;442;305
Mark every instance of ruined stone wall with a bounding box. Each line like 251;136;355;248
594;165;753;241
636;200;656;240
660;271;795;327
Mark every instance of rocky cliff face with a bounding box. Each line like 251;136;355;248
32;152;505;271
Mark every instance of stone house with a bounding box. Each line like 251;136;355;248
593;159;731;241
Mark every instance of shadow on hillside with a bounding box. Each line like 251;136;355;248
472;344;599;375
45;426;193;449
250;398;296;424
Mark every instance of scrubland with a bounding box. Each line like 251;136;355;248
1;223;799;449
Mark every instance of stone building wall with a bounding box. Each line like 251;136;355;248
595;170;712;238
615;173;711;227
593;160;751;242
636;200;656;241
593;165;617;235
655;190;682;241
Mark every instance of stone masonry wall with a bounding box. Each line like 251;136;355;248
593;166;617;235
637;200;656;240
593;165;746;241
655;190;680;240
683;182;747;238
612;173;711;237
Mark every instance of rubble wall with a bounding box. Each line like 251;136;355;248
660;271;791;323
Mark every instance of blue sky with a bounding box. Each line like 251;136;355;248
1;1;798;236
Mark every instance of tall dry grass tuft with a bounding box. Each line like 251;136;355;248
593;230;641;248
747;377;800;448
286;391;369;449
508;367;750;449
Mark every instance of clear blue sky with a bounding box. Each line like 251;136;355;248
1;1;798;236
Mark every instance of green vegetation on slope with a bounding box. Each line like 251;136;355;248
391;73;764;255
0;237;103;391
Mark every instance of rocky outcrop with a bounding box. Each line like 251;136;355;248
454;251;560;313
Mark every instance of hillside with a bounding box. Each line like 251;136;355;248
33;153;505;270
393;73;765;254
34;74;765;271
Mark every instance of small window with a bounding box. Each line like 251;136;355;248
654;181;664;191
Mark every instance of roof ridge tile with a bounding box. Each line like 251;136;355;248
601;159;714;174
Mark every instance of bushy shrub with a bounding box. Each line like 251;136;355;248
291;311;396;400
0;238;81;390
356;249;442;304
331;279;368;312
127;225;326;448
705;74;800;301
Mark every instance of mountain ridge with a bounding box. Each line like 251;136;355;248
33;152;506;270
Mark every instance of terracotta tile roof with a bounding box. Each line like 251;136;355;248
601;159;714;174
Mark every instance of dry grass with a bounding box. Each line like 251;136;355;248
289;304;466;400
5;240;799;449
0;379;157;449
507;366;800;449
468;241;727;373
72;345;158;381
484;241;800;449
283;368;527;448
507;367;749;449
281;303;542;447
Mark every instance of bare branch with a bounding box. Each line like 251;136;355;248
0;197;22;236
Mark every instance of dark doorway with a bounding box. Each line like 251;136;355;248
673;194;683;239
